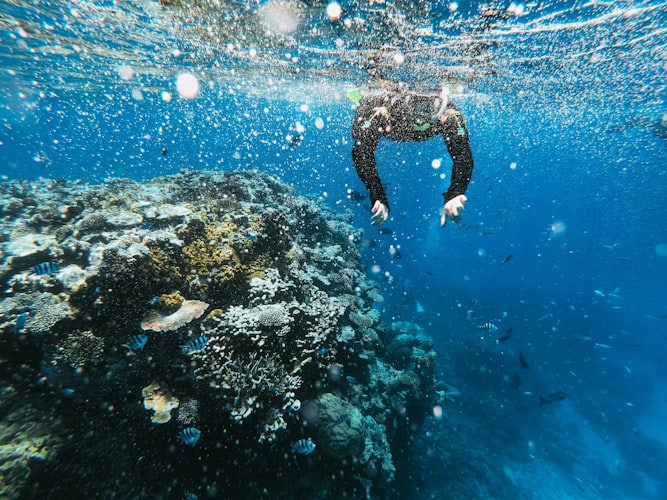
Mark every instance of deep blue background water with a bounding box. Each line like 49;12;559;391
1;0;667;496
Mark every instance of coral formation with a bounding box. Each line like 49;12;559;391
142;383;180;424
305;393;366;459
56;330;105;369
0;170;452;498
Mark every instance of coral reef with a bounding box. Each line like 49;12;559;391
0;170;452;498
142;383;180;424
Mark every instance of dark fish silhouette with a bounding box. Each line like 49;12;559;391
378;227;394;235
496;327;512;343
347;190;367;202
509;373;521;390
519;350;530;369
502;254;513;264
539;390;568;406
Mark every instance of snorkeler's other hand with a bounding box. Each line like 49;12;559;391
440;194;467;227
371;200;389;227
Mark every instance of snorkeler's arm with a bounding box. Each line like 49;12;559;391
441;104;474;202
351;103;390;210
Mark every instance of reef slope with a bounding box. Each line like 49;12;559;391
0;170;446;498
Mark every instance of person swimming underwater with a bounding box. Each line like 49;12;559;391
350;86;474;227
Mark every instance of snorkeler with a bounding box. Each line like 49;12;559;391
351;86;474;227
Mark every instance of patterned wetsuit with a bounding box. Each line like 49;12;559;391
351;92;474;211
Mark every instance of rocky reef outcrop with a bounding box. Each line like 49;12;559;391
0;170;449;498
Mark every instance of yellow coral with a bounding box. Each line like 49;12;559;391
141;383;179;424
181;222;245;293
148;247;183;281
159;292;184;311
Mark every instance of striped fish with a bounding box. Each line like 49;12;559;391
333;414;350;426
33;262;59;275
181;335;209;354
478;322;498;332
179;427;201;446
292;438;316;455
126;334;148;351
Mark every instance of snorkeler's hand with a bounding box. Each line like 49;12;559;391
371;200;389;227
440;194;467;227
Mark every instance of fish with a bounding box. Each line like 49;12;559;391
149;296;161;305
478;322;498;332
347;189;367;202
12;312;29;334
288;134;303;148
32;262;59;275
179;427;201;446
181;335;209;354
132;201;153;209
442;389;462;398
539;390;568;406
389;244;402;258
126;334;148;351
519;350;530;369
315;348;330;356
502;254;513;264
416;301;424;313
333;414;350;426
346;375;360;385
292;438;316;455
466;310;476;321
509;373;521;390
378;227;394;235
496;327;512;343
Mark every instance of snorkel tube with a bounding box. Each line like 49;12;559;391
435;86;450;119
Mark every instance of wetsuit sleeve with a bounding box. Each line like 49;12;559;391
351;99;390;210
441;104;474;202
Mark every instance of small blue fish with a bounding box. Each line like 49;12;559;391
32;262;59;275
478;322;498;332
59;388;74;396
333;414;350;426
346;375;359;385
141;221;154;230
179;427;201;446
12;312;29;334
292;438;316;455
181;335;209;354
126;334;148;351
404;362;416;372
149;296;161;306
315;348;329;356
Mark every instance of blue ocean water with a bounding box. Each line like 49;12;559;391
1;0;666;498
